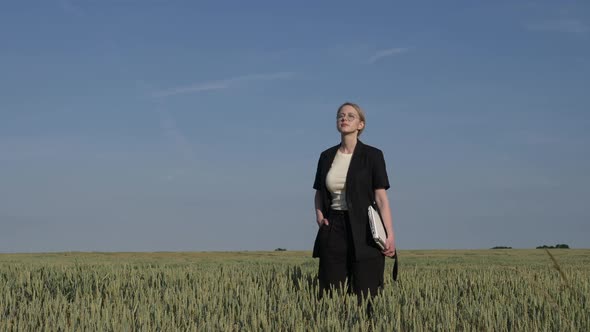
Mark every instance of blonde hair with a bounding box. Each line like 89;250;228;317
337;102;366;136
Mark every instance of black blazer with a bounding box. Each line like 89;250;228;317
312;140;390;261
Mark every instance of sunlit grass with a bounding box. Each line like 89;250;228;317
1;250;588;330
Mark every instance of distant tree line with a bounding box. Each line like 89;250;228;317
536;244;570;249
274;248;287;251
489;244;570;249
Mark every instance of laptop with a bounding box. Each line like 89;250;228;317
368;205;388;250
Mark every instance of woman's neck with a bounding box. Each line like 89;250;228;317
339;134;357;154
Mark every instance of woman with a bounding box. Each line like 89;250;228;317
312;102;396;302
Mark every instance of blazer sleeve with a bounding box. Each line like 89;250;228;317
313;153;323;190
372;150;390;190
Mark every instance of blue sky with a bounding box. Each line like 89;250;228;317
1;1;589;252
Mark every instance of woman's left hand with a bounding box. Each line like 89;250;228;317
382;236;396;257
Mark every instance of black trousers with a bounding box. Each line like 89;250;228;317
318;209;385;301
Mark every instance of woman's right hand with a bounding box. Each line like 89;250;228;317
317;218;329;227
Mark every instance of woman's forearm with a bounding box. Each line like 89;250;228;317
375;189;394;239
314;190;324;221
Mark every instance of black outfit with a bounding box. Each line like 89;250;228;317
317;210;385;299
312;140;390;299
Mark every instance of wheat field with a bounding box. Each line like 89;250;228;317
1;250;588;331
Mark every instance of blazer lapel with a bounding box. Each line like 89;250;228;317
327;146;338;161
323;145;339;180
317;144;339;195
345;140;365;200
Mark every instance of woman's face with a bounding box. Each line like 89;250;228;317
336;105;364;135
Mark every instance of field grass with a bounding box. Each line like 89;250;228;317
1;250;589;331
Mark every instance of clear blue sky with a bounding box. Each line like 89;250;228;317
1;1;589;252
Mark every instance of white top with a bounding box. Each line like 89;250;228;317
326;150;353;210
